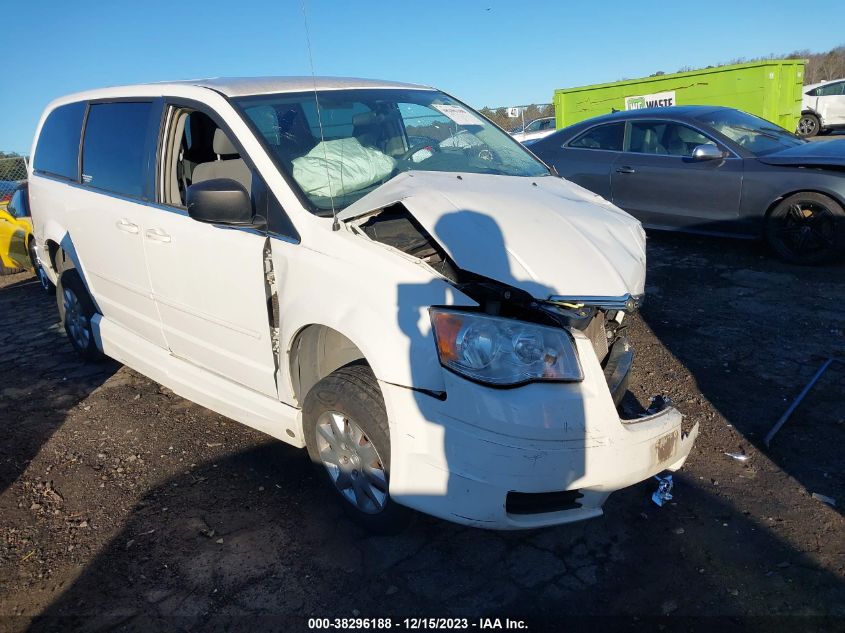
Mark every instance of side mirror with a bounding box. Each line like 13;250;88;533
186;178;254;226
691;143;724;161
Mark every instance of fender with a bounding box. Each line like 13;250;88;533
272;232;475;406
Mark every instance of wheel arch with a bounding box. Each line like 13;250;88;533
763;188;845;226
45;239;62;273
41;223;80;277
288;324;369;406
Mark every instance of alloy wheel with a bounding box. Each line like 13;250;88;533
773;201;835;260
315;411;388;514
797;116;818;136
63;287;90;350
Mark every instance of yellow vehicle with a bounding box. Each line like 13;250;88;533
0;183;35;274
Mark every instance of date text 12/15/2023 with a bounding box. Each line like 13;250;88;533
307;617;529;630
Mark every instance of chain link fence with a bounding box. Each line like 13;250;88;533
0;155;28;206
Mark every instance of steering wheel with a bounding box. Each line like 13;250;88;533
398;141;441;164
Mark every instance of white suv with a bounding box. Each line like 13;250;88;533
798;78;845;137
29;77;696;532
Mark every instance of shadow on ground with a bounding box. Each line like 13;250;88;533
2;236;844;633
0;272;117;497
25;440;845;632
638;231;844;518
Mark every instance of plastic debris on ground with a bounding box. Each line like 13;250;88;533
724;451;750;462
811;493;836;507
652;474;674;507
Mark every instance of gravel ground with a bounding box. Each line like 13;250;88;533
0;233;843;633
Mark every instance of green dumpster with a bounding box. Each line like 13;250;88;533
553;59;806;131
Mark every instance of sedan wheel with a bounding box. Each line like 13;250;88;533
765;192;843;265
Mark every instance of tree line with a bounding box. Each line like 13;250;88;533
671;45;845;84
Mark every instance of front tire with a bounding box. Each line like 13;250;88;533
303;363;411;534
796;113;821;138
765;192;844;265
57;269;102;361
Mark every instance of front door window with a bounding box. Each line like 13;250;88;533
627;121;712;157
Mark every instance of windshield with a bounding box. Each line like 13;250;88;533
234;89;549;213
695;109;805;156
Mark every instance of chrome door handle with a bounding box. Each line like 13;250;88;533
615;166;636;174
144;228;171;243
116;218;140;233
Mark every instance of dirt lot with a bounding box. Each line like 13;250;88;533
0;233;843;632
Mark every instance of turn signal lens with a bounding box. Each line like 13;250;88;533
432;311;463;363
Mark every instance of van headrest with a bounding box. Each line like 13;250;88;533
213;128;238;155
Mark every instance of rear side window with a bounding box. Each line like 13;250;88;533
817;81;845;97
82;102;154;198
568;123;624;151
33;102;86;180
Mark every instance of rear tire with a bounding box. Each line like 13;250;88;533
765;192;844;265
28;238;54;294
796;113;820;138
303;363;411;534
57;269;102;361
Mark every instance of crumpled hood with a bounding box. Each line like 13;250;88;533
339;171;646;299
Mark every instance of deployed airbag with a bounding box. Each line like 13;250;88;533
292;138;395;198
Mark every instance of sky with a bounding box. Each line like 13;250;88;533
2;0;844;154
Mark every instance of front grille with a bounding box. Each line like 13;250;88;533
506;490;584;515
583;314;609;362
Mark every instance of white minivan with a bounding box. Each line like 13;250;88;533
29;77;697;532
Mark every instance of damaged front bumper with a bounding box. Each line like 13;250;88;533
382;331;698;529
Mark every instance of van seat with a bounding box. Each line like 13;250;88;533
191;128;252;193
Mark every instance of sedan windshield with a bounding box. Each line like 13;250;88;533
234;89;549;213
695;109;805;156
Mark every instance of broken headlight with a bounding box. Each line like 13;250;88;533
430;309;583;386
